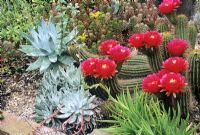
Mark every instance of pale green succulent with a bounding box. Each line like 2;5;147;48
19;20;78;73
194;11;200;29
34;65;100;134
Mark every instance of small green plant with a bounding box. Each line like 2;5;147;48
102;88;199;135
19;19;78;73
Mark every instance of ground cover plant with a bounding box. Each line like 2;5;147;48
1;0;200;135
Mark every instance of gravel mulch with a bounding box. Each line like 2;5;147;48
2;71;41;120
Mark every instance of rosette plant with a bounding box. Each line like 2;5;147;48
19;19;78;73
34;64;101;134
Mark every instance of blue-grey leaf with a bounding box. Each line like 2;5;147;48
26;57;43;71
19;45;47;56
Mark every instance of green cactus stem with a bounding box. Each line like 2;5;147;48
85;76;122;100
175;14;189;40
118;78;143;90
156;22;169;33
118;64;152;79
140;47;163;72
123;55;149;66
157;88;191;118
67;45;99;61
188;23;197;49
188;50;200;101
160;32;173;60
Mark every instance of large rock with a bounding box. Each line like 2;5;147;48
0;111;64;135
0;111;111;135
89;129;112;135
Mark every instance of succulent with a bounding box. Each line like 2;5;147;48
188;50;200;102
34;65;100;134
193;11;200;31
19;20;78;73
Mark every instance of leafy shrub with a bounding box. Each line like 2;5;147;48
0;0;51;44
102;88;199;135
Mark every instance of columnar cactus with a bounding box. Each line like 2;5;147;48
188;23;198;49
188;50;200;101
160;32;173;60
175;15;189;40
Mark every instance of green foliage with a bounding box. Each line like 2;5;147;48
102;89;198;135
19;19;78;73
34;65;100;133
0;0;51;44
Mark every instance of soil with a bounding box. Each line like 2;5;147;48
3;71;41;120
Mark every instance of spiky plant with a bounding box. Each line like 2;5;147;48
19;20;78;73
102;88;199;135
34;65;101;134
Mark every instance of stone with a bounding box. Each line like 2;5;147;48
0;111;111;135
89;129;112;135
0;111;65;135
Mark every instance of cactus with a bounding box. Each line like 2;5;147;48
119;64;152;79
156;21;169;33
141;47;163;72
188;50;200;101
175;15;189;40
158;87;191;118
188;23;198;49
160;32;173;60
123;55;149;65
118;78;143;90
67;46;99;61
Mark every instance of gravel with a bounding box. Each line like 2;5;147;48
2;71;41;120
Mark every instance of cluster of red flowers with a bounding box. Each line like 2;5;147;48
167;39;188;56
99;40;131;62
159;0;181;14
81;40;132;79
81;58;117;79
142;57;188;97
128;31;163;48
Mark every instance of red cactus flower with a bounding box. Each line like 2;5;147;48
160;73;186;96
108;45;131;62
95;59;117;79
156;69;170;78
81;58;99;76
159;2;175;14
99;39;119;55
144;31;163;48
162;57;188;73
163;0;181;7
167;39;188;56
128;33;145;48
142;74;161;93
